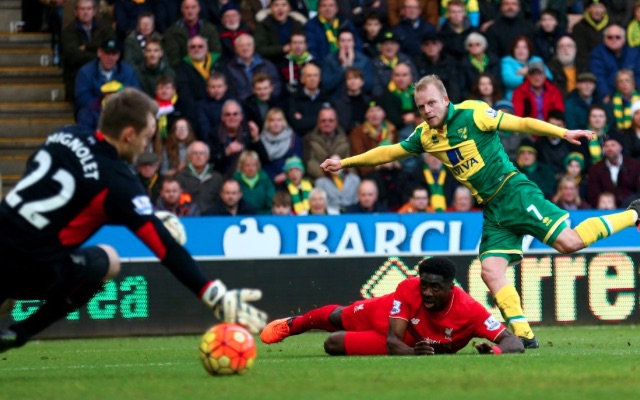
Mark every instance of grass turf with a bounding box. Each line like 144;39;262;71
1;325;638;400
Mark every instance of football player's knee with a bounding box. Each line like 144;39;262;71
324;333;346;356
96;245;121;281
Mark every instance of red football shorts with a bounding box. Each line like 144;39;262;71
340;296;393;355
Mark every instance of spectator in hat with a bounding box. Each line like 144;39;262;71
322;29;374;99
501;35;553;100
349;101;397;177
516;138;557;199
590;24;640;103
282;156;314;215
391;0;436;58
412;31;461;103
371;30;416;97
136;152;163;204
61;0;115;102
587;132;640;207
563;151;588;201
162;0;222;67
565;72;601;130
303;106;350;179
511;60;564;120
76;80;124;131
458;31;500;100
484;0;535;58
218;1;252;60
548;35;578;98
572;0;609;73
74;39;140;113
621;100;640;161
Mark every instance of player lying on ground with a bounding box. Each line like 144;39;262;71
320;75;640;349
261;257;524;355
0;88;267;353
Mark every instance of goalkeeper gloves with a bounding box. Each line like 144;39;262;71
201;280;268;334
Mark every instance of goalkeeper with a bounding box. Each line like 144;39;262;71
321;75;640;349
0;88;266;353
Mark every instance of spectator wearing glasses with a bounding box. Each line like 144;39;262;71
174;36;223;134
162;0;221;67
210;99;267;176
458;32;500;100
590;24;640;103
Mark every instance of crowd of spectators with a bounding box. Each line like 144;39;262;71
49;0;640;216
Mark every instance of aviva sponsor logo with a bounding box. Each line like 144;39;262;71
445;141;485;179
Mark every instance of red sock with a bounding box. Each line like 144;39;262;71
289;304;341;334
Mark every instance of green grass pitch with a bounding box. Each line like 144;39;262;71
1;325;638;400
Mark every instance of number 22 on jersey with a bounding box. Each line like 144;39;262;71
6;149;76;229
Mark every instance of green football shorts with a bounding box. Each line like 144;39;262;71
479;173;569;265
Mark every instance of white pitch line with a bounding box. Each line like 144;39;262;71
1;362;184;372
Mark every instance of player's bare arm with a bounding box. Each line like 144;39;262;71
499;113;595;145
474;330;525;354
387;317;434;355
320;144;411;173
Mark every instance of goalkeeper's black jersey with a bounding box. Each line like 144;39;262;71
0;126;207;294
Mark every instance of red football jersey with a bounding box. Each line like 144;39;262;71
390;277;506;354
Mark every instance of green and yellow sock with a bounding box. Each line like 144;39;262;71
495;285;534;339
574;210;637;246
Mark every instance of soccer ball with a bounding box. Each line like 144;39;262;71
154;211;187;245
199;323;257;376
